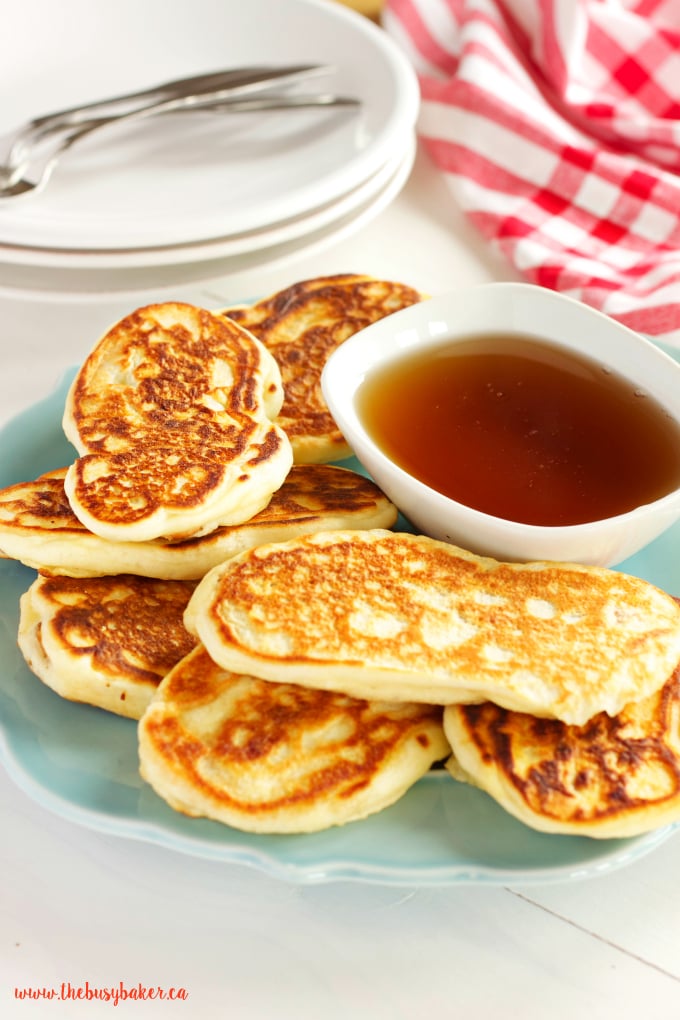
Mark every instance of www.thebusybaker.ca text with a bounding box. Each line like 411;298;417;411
14;981;189;1006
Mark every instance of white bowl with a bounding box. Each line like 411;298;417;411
321;282;680;566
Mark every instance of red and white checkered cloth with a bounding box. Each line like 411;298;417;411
384;0;680;343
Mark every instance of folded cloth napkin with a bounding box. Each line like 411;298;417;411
384;0;680;343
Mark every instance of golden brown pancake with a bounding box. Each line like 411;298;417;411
444;658;680;839
0;464;397;579
220;274;423;463
138;645;449;833
184;529;680;725
62;302;292;543
18;572;196;719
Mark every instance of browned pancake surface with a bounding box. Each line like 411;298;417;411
40;574;197;683
0;465;396;578
185;529;680;723
444;663;680;837
19;573;197;718
221;274;423;462
139;646;448;832
0;469;78;540
63;302;290;541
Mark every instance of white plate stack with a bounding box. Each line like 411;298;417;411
0;0;419;298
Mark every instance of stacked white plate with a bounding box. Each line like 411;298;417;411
0;0;419;295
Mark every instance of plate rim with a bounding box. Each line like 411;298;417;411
0;136;416;272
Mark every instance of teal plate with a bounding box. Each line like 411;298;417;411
0;367;678;886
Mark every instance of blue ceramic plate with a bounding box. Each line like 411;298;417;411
0;367;678;886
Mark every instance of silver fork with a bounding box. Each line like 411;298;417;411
0;64;333;189
0;91;361;199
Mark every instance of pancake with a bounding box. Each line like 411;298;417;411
220;274;423;463
443;657;680;839
0;464;397;580
18;572;196;719
184;529;680;725
138;645;449;833
62;302;293;543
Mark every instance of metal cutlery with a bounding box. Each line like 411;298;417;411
0;90;361;199
0;64;334;187
18;64;331;126
2;64;332;165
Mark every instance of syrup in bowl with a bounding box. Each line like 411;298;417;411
321;283;680;566
355;333;680;528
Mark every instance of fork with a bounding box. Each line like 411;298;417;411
0;91;361;199
1;64;332;186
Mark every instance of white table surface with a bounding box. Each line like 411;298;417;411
2;145;680;1019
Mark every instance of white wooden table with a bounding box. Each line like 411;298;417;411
1;146;679;1019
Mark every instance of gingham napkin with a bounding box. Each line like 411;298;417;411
384;0;680;343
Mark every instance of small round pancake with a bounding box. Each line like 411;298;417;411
0;464;397;580
184;529;680;725
443;660;680;839
18;573;196;719
220;274;423;463
63;302;293;543
138;645;449;833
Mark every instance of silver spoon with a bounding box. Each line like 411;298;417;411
0;93;361;199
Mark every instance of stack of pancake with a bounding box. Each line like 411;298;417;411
3;276;453;834
4;274;680;841
185;529;680;839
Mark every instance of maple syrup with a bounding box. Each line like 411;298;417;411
356;333;680;527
